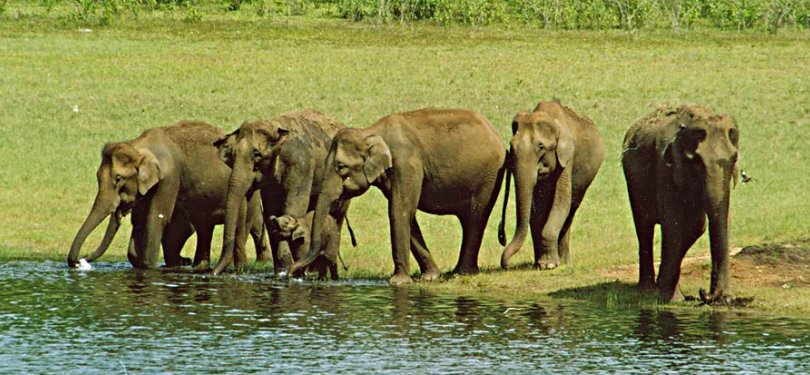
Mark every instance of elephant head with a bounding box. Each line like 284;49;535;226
664;106;739;301
268;215;309;243
500;110;574;268
68;142;163;268
212;120;289;273
289;128;391;275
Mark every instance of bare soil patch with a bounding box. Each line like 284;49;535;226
605;240;810;289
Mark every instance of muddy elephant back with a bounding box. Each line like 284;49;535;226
277;109;346;150
161;120;225;155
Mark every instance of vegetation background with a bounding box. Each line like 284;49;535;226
0;0;808;313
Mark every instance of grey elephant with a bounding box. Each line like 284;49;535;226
268;212;341;280
499;100;604;270
622;104;739;303
67;121;269;269
289;108;506;284
211;110;349;275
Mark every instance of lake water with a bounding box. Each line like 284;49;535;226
1;261;808;374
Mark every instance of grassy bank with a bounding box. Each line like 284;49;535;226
0;10;808;314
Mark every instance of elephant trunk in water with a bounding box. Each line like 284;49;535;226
212;144;253;275
67;189;119;268
701;163;733;302
289;169;342;277
500;150;538;269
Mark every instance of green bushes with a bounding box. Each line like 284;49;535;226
4;0;809;30
335;0;810;30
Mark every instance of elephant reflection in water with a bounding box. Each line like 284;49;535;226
636;309;731;346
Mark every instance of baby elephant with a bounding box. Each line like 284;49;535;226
269;212;341;280
499;100;605;270
622;104;739;304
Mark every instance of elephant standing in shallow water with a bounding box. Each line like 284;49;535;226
67;121;269;269
290;108;506;284
499;100;604;270
211;110;348;275
622;104;740;303
269;212;342;280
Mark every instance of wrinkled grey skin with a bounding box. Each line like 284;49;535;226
68;121;269;269
499;100;605;270
622;104;740;304
269;212;340;280
212;110;348;275
289;108;506;284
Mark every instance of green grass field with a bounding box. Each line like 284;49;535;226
1;5;809;314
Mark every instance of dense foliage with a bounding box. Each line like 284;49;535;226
3;0;808;31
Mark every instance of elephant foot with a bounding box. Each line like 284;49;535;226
534;261;559;270
193;261;211;271
420;269;441;282
452;265;480;275
638;279;656;292
179;257;193;266
698;288;749;306
389;273;413;285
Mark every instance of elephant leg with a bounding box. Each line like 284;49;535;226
162;216;194;267
410;217;440;281
233;201;249;267
657;213;706;302
192;222;215;268
127;205;149;268
388;169;423;285
247;191;271;263
537;169;572;270
530;180;554;268
633;218;656;291
261;195;292;275
452;214;487;275
556;200;581;265
142;179;180;268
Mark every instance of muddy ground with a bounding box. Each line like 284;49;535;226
605;240;810;289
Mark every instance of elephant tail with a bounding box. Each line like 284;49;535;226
498;149;511;247
345;215;357;247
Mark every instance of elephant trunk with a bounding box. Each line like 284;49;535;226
702;166;733;302
83;212;123;262
497;150;512;247
501;152;537;269
68;191;118;268
212;152;253;275
289;171;341;277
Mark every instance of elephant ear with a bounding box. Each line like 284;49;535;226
290;219;308;242
137;148;162;195
554;119;574;169
363;135;392;184
213;131;237;164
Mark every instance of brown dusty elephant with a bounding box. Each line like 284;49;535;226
622;104;739;304
211;110;349;275
289;108;506;284
498;100;604;270
67;120;269;269
268;212;342;280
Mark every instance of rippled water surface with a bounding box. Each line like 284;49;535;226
1;261;808;374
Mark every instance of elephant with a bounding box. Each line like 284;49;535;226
67;120;270;269
498;100;604;270
268;212;341;280
289;108;507;284
211;109;349;275
621;104;740;303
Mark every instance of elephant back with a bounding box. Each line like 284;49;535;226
272;109;346;151
159;120;225;156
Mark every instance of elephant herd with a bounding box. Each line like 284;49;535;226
67;101;740;304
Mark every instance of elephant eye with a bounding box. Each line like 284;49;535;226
114;175;124;184
336;162;349;175
253;150;262;160
537;143;546;152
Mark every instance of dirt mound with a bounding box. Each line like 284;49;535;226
736;241;810;266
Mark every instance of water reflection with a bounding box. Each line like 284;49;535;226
0;261;808;374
